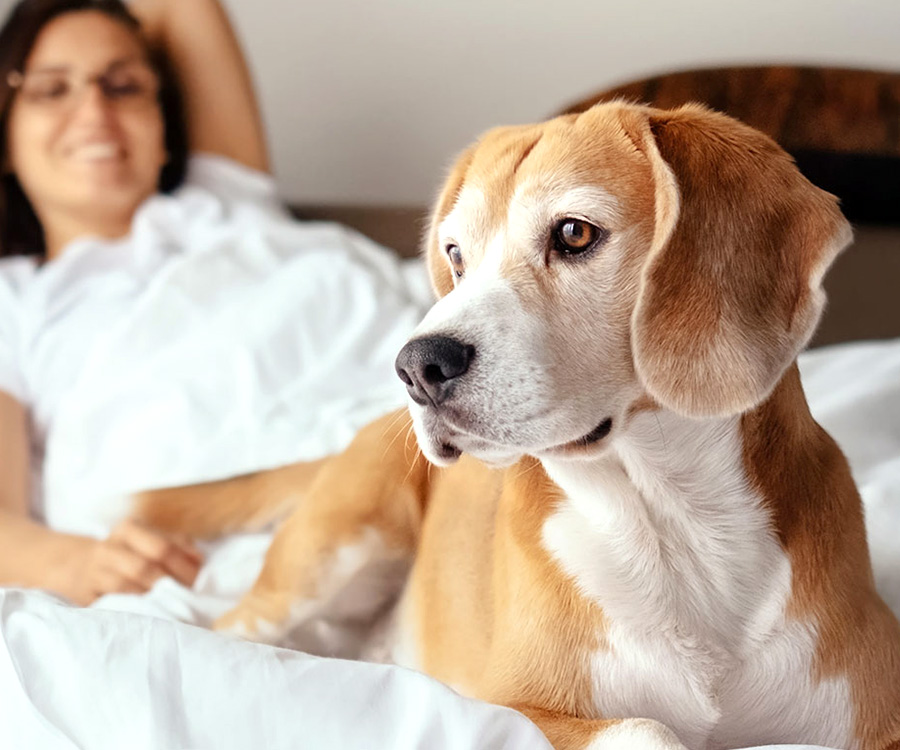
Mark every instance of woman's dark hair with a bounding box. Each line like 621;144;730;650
0;0;187;258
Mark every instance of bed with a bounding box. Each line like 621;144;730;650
2;66;899;750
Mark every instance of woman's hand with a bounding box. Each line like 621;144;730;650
60;519;204;606
129;0;269;172
3;394;204;606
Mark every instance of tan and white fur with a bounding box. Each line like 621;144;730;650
136;102;900;750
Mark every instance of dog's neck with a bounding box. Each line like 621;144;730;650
539;399;793;659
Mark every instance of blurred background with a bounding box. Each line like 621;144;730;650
1;0;897;206
218;0;900;207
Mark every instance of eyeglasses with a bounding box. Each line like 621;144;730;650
7;59;160;112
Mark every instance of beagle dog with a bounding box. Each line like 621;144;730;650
138;102;900;750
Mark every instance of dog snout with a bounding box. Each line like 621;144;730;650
395;336;475;407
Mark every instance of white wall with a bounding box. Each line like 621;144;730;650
223;0;900;206
2;0;896;205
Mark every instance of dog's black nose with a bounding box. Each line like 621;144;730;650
395;336;475;406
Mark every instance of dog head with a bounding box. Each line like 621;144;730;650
396;102;852;466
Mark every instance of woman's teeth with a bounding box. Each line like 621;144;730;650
71;143;122;161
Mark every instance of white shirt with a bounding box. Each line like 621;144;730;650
0;154;429;535
0;154;281;433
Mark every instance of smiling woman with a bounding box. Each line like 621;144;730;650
0;0;272;605
4;9;168;258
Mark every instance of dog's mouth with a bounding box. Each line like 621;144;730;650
435;441;462;462
423;414;614;466
569;417;614;447
541;416;614;457
418;412;522;467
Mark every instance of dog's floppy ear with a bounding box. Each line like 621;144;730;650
632;104;852;418
424;145;476;299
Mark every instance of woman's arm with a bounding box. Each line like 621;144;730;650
0;391;28;518
0;391;82;594
0;392;203;605
130;0;270;173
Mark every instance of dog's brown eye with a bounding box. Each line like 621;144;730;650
553;219;604;255
446;244;465;278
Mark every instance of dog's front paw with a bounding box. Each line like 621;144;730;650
586;719;688;750
214;603;288;645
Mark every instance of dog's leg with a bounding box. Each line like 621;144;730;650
214;409;430;647
131;459;328;539
513;707;688;750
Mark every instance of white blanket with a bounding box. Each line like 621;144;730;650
40;221;433;538
1;227;898;748
0;589;553;750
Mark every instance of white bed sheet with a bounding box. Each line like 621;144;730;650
1;225;898;748
0;589;554;750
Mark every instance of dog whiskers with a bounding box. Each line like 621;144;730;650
379;409;408;439
512;458;540;482
380;415;410;459
403;421;417;458
400;446;424;487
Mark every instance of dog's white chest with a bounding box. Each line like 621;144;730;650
541;413;854;749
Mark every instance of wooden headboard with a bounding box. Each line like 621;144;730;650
563;66;900;156
294;66;900;347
